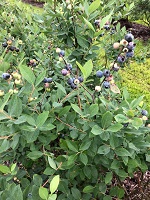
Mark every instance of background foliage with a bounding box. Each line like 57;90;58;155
0;0;150;199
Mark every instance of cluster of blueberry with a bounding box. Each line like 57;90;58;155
2;39;19;52
94;19;115;35
95;33;136;92
113;33;136;64
56;48;84;89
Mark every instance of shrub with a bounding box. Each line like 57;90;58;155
0;0;150;199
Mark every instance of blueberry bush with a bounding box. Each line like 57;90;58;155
0;0;150;199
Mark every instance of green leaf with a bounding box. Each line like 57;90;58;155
27;151;43;160
71;103;83;116
79;140;91;151
77;35;89;48
55;82;66;94
39;187;48;200
50;175;60;194
88;0;100;14
115;114;129;123
36;111;49;128
33;174;42;187
66;140;78;152
89;104;99;117
35;70;46;87
76;61;87;80
79;153;88;165
100;12;113;29
48;194;57;200
0;92;11;110
91;125;103;135
83;185;94;193
0;139;10;153
101;111;113;129
115;148;131;157
146;154;150;162
67;154;77;166
83;59;93;79
48;157;57;170
130;96;144;109
110;84;120;94
71;187;81;200
131;117;143;130
19;65;35;84
0;164;11;174
107;123;123;132
8;95;22;117
105;172;113;184
83;17;95;32
97;145;110;155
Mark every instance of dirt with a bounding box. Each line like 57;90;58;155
22;0;45;8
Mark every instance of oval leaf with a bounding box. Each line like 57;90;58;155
50;175;60;194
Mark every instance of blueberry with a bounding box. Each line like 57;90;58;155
117;55;126;63
67;78;74;85
47;78;53;83
103;25;110;30
2;73;10;80
43;77;48;83
78;76;84;83
59;50;65;57
141;110;148;116
61;69;68;76
125;33;134;42
96;70;103;78
103;69;110;77
94;20;100;27
8;46;16;51
127;42;135;51
43;77;52;83
15;48;20;52
71;83;77;89
126;51;134;58
2;42;8;48
123;122;129;127
65;63;72;71
103;81;110;89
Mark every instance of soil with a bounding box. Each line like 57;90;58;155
22;0;45;8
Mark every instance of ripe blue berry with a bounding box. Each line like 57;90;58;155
141;110;148;116
94;20;100;27
59;50;65;57
78;76;84;83
47;78;53;83
125;33;134;42
65;63;72;71
61;69;68;76
67;78;74;85
96;70;103;78
103;25;110;30
43;77;53;83
2;73;10;80
103;69;110;77
71;83;77;89
117;55;126;63
103;81;110;89
2;42;8;48
126;51;134;58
